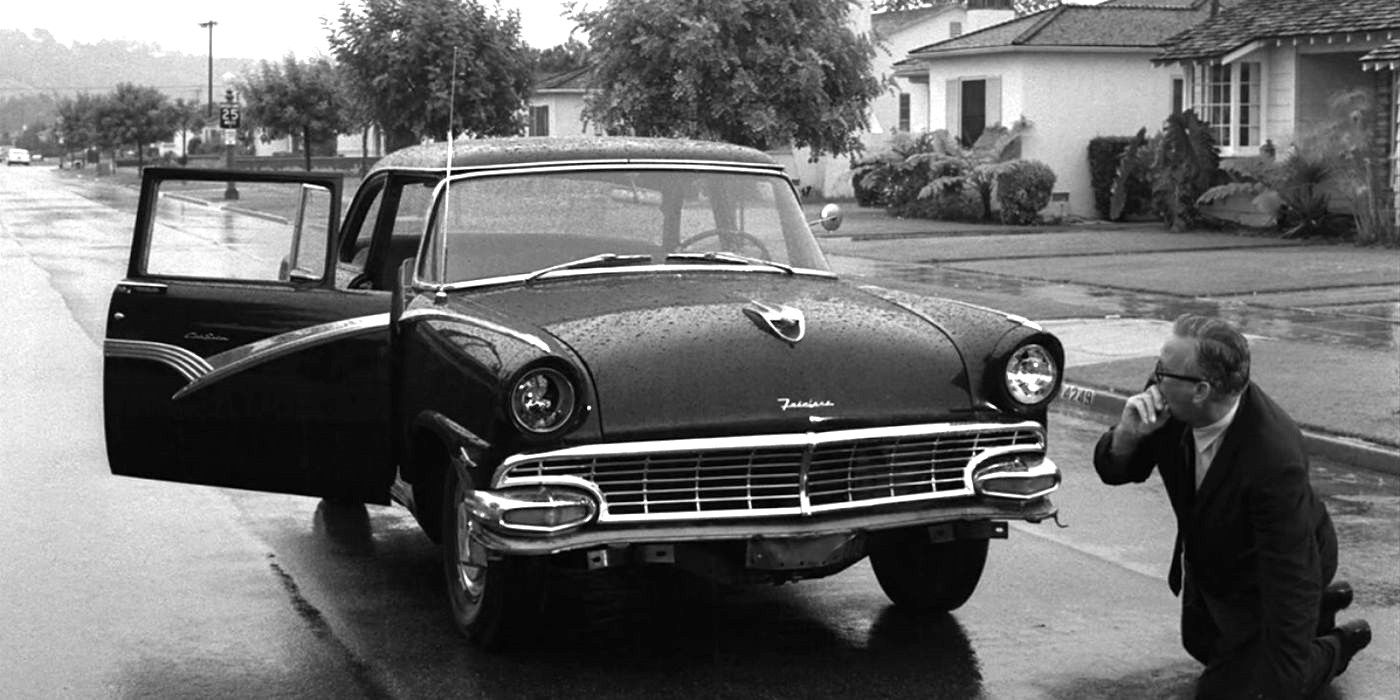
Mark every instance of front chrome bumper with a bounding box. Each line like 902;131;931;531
464;492;1057;556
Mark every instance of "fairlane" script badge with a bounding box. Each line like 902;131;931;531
778;398;835;411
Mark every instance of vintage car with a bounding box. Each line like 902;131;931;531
5;146;31;166
104;136;1063;648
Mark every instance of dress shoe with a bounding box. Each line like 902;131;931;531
1331;619;1371;676
1318;580;1354;634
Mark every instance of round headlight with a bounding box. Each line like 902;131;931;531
510;367;578;434
1005;344;1058;405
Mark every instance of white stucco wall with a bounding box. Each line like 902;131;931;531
533;92;591;137
870;13;960;142
912;50;1178;218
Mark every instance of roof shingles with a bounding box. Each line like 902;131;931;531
908;4;1212;55
1157;0;1400;62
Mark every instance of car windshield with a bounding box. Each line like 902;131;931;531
417;168;830;286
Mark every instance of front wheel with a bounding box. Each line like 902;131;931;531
441;464;545;649
868;529;989;612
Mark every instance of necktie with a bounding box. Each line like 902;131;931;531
1168;428;1196;596
1183;429;1198;491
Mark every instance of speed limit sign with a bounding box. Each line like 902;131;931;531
219;104;241;129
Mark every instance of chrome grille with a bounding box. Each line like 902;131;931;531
497;422;1044;522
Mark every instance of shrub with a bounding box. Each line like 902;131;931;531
850;131;945;209
994;160;1056;224
1089;136;1152;219
898;187;983;221
852;122;1032;221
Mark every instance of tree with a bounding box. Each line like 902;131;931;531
876;0;1059;15
238;55;353;171
533;38;591;74
55;93;102;158
166;98;205;160
327;0;534;151
336;63;378;176
93;83;175;169
574;0;884;158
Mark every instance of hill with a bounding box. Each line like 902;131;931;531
0;28;260;135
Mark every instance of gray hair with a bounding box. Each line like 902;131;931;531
1173;314;1250;397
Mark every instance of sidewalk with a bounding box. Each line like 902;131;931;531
815;205;1400;473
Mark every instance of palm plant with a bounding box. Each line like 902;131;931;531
853;120;1031;221
911;122;1030;221
1198;150;1342;239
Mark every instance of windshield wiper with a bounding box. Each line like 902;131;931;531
523;253;653;285
665;251;793;275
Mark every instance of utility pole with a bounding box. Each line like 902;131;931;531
199;21;217;117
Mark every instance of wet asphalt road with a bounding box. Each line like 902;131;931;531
1;165;1396;698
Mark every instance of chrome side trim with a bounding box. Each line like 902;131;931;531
399;308;551;352
104;339;213;383
172;313;392;400
388;160;789;178
858;284;1044;332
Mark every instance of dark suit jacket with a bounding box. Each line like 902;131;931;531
1093;383;1337;693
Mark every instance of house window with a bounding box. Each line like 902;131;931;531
528;105;550;137
950;21;963;38
1172;78;1184;114
1195;62;1261;150
898;93;911;132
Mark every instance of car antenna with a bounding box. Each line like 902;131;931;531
434;46;460;304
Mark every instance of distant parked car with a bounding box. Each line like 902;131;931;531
5;147;31;166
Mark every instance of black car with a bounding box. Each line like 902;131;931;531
104;136;1064;648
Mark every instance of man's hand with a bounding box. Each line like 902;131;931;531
1110;385;1171;457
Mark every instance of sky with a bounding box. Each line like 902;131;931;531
1;1;587;59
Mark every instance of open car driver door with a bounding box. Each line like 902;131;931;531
103;168;396;503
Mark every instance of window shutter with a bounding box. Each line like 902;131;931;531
945;80;960;135
986;77;1002;127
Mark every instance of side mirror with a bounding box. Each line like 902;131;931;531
808;203;843;232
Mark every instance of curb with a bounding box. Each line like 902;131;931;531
1054;381;1400;477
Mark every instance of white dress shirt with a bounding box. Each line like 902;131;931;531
1192;397;1241;490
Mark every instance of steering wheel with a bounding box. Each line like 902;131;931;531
675;228;772;260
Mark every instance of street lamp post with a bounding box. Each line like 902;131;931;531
199;21;217;118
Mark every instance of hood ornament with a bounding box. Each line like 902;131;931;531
743;300;805;344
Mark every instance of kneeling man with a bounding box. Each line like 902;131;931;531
1093;314;1369;698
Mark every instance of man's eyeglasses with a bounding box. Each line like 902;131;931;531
1153;361;1207;385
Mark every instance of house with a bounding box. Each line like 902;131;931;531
893;0;1231;218
787;0;1017;198
526;65;594;138
868;1;1015;148
1154;0;1399;231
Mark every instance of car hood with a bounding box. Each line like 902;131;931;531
461;273;976;439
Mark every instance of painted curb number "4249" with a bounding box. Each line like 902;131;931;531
1059;385;1097;406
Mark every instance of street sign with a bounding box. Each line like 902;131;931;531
219;104;241;129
